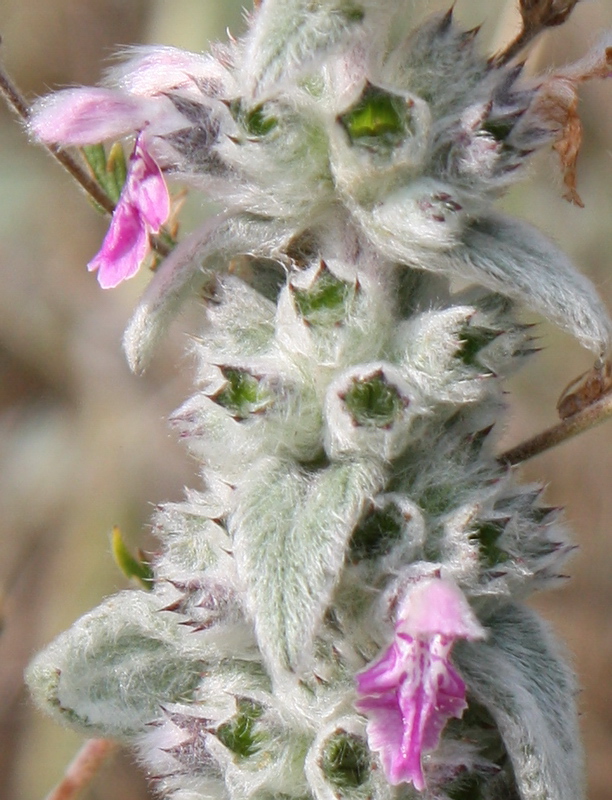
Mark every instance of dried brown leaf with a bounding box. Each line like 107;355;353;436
557;360;612;419
537;79;584;204
493;0;582;65
519;0;581;30
531;45;612;206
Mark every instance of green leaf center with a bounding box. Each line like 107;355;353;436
349;504;403;561
343;372;406;427
339;85;408;146
216;699;264;758
292;266;356;326
320;731;370;789
214;368;272;418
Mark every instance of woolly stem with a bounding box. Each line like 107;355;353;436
43;739;118;800
499;391;612;464
0;59;172;258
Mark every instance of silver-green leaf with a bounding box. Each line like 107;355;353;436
26;591;207;739
455;602;584;800
230;456;385;677
244;0;366;95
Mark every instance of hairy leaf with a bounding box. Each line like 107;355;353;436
123;214;291;373
455;603;583;800
363;206;611;354
26;592;207;738
447;213;611;355
244;0;366;94
230;457;384;676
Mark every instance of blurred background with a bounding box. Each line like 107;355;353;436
0;1;611;798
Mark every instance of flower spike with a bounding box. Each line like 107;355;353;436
19;4;606;800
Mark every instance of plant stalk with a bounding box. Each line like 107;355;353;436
43;739;118;800
499;391;612;465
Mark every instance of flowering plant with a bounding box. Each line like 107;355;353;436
6;1;612;799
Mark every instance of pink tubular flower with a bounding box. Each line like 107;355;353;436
88;135;170;288
355;579;485;791
30;88;172;288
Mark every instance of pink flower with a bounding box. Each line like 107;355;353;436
355;579;484;791
30;88;172;288
88;135;170;288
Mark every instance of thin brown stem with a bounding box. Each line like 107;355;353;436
0;62;116;214
0;60;171;257
498;391;612;465
150;232;172;258
43;739;118;800
492;28;539;67
49;145;119;216
491;0;582;67
0;58;31;119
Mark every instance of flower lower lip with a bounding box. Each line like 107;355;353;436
355;578;484;788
